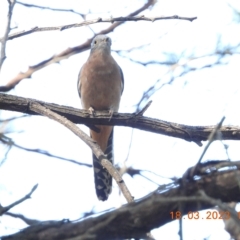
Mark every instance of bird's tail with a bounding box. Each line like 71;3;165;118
92;129;113;201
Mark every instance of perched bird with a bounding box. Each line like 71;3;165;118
77;35;124;201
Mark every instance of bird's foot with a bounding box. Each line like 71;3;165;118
108;109;114;122
88;107;95;116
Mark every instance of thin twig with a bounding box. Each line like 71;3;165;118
0;0;16;73
135;52;229;112
0;114;28;122
4;15;197;41
16;1;85;17
0;184;38;215
191;117;225;177
30;102;134;203
0;134;91;167
0;143;11;166
135;100;152;117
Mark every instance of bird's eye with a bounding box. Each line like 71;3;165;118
94;40;97;44
105;38;109;42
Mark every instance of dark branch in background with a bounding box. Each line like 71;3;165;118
0;0;155;92
0;134;91;167
30;102;134;203
2;161;240;240
5;15;197;41
0;184;38;216
0;0;16;73
1;93;240;144
16;1;86;17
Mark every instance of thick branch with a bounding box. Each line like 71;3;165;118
2;161;240;240
1;93;240;144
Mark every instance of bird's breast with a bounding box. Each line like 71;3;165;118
80;53;122;111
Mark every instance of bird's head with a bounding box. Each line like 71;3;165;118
91;35;112;53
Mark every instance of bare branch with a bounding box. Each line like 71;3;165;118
135;100;152;117
16;1;85;17
5;15;197;41
0;134;91;167
2;161;240;240
4;212;40;225
191;117;225;176
0;42;90;92
198;117;226;161
0;0;156;91
0;0;16;73
1;93;240;143
0;114;28;122
0;142;11;166
0;184;38;216
29;102;134;203
135;53;229;110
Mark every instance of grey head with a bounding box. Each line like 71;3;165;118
91;35;112;53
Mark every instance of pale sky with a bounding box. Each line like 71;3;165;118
0;0;240;239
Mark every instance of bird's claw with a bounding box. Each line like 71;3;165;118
108;109;114;122
88;107;95;116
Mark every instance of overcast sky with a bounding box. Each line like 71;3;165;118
0;0;240;239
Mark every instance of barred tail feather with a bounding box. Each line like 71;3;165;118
92;129;114;201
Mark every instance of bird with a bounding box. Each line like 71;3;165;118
77;35;124;201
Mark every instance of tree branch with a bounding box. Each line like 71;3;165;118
191;116;225;176
0;0;156;92
2;161;240;240
0;184;38;216
1;93;240;144
5;15;197;41
0;0;16;73
29;102;134;203
4;212;40;225
16;1;85;17
0;133;91;167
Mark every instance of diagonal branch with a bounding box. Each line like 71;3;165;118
191;117;225;176
1;93;240;144
29;102;134;203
